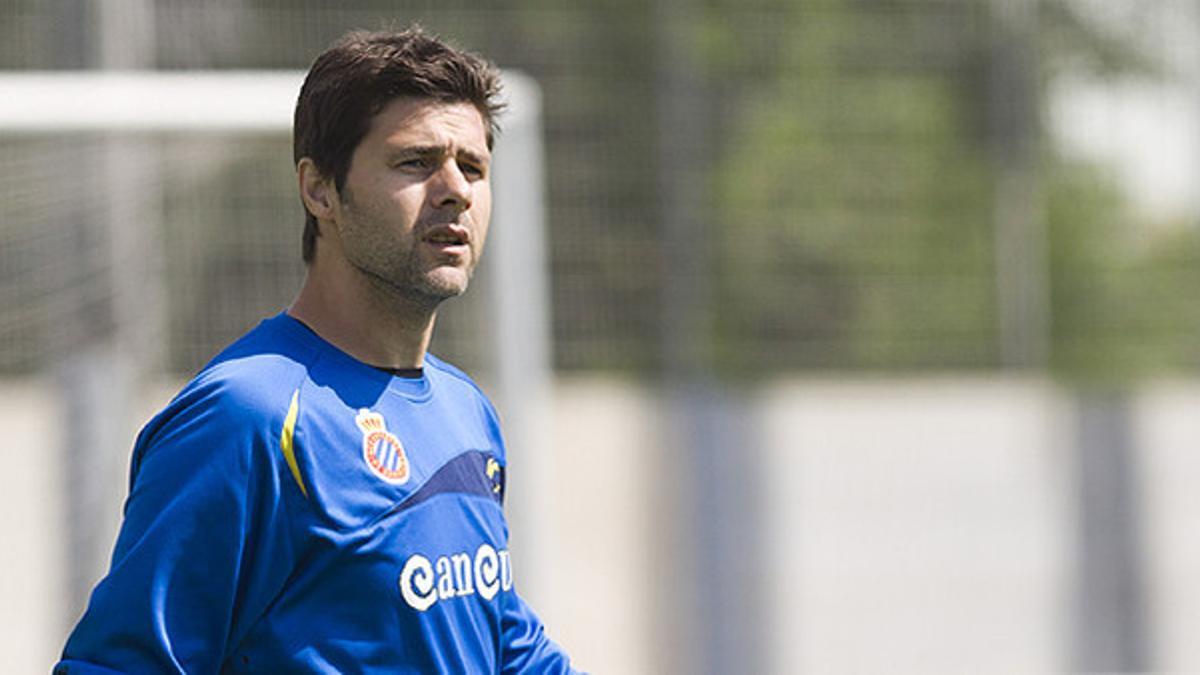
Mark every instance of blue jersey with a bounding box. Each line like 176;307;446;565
57;314;578;674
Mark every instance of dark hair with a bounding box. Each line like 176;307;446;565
293;27;504;263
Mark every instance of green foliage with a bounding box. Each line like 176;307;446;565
710;0;999;373
703;0;1199;379
1047;163;1200;382
1039;0;1163;78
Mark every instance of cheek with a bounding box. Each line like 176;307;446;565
471;191;492;242
474;223;491;256
472;216;491;255
381;182;422;214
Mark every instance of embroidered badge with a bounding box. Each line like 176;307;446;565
355;408;410;484
485;457;504;499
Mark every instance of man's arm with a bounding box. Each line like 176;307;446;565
500;590;584;675
55;384;296;674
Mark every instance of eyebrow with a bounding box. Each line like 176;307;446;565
391;144;489;166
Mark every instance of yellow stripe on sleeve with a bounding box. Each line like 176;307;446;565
280;388;308;498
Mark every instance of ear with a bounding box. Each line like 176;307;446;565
297;157;338;221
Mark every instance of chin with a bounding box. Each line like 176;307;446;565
418;271;471;300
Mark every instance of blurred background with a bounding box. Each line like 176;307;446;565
2;0;1200;673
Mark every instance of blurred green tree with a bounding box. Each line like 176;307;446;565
703;0;1200;379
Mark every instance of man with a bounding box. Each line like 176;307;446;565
56;27;580;674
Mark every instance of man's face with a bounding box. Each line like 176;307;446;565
333;97;492;307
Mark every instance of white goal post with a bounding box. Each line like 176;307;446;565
0;71;304;132
0;68;556;614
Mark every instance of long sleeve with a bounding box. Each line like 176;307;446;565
499;587;583;674
55;382;298;674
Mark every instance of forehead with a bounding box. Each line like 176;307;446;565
363;97;490;154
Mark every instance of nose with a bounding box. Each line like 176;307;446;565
431;159;472;212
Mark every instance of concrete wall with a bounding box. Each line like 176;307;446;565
3;377;1199;673
758;379;1073;674
1;381;66;674
1136;384;1200;672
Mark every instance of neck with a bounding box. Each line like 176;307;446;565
288;258;438;370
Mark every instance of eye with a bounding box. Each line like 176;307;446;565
395;157;432;171
459;161;486;180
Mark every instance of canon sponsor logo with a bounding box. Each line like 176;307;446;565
399;543;514;611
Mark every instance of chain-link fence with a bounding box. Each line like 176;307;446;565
3;0;1196;381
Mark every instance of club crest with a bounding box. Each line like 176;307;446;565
355;408;410;484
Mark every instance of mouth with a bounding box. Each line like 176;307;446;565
422;225;471;256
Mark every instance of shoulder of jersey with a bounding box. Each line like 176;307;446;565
162;318;317;427
424;354;488;399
